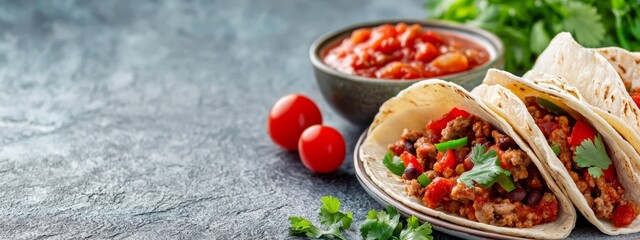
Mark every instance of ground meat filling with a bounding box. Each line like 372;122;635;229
389;113;559;228
524;96;639;223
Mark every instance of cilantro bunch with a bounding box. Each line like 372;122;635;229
426;0;640;72
289;196;433;240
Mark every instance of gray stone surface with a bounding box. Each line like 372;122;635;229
0;1;632;239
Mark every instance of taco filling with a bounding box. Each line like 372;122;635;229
525;96;640;227
385;107;559;228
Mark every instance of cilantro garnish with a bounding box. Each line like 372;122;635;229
574;134;612;178
426;1;639;72
289;196;434;240
458;144;516;192
289;196;352;240
360;206;433;240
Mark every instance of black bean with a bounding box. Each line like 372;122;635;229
507;188;527;202
404;167;420;180
498;137;514;151
524;189;542;206
483;140;495;148
404;141;416;155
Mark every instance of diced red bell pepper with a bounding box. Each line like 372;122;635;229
631;93;640;108
603;164;616;182
423;177;454;208
425;108;470;134
434;149;456;173
400;151;424;173
567;120;596;147
613;203;640;227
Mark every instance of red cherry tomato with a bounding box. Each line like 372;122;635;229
268;94;322;150
298;125;346;173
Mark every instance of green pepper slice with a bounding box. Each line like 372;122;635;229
383;151;405;176
435;137;468;152
536;97;568;116
417;173;431;187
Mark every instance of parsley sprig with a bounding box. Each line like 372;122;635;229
458;144;516;192
574;134;612;178
426;0;640;73
289;196;433;240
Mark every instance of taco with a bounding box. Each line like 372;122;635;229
595;47;640;108
525;33;640;175
474;69;640;235
360;80;575;239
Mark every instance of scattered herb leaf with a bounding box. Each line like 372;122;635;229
574;134;612;178
289;196;352;240
458;144;516;191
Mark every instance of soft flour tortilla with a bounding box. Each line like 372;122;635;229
595;47;640;91
360;80;575;239
474;69;640;235
525;33;640;173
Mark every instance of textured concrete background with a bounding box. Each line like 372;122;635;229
0;1;633;239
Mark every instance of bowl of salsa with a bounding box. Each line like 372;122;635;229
310;20;504;125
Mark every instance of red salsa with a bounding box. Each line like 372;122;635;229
323;23;490;80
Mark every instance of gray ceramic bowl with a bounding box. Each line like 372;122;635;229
309;19;504;125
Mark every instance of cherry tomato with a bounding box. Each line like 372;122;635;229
298;125;346;173
268;94;322;151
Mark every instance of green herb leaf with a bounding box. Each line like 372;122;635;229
289;216;326;238
359;206;402;240
289;196;352;240
383;151;406;176
399;216;433;240
458;144;516;192
574;134;612;178
559;1;605;47
530;20;551;54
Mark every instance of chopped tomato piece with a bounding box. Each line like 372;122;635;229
567;120;596;147
603;164;616;182
414;42;439;62
350;28;371;44
431;52;469;74
400;151;424;172
423;177;454;208
434;149;456;173
421;30;443;45
631;93;640;108
613;203;640;227
425;107;470;134
380;37;401;54
376;62;421;79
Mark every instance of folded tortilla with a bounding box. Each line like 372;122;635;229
474;69;640;235
525;32;640;175
360;80;575;239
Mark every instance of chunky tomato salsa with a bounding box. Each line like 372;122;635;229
323;23;489;80
384;108;558;227
526;97;640;227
